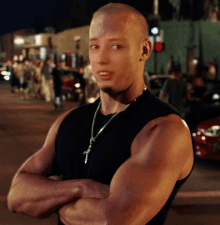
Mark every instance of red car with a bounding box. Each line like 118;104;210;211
192;117;220;160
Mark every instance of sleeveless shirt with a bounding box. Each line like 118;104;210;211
54;89;195;225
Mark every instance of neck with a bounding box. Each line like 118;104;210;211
100;83;146;115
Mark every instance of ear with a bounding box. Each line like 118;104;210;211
140;39;152;62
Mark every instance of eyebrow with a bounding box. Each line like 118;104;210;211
89;38;127;42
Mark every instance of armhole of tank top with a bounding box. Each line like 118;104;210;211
54;108;77;154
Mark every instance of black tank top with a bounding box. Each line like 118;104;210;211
54;89;195;225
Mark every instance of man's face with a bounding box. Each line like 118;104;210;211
89;13;142;93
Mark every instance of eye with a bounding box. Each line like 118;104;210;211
89;45;98;50
112;45;121;50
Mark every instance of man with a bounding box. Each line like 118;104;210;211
41;57;54;102
159;69;188;117
83;62;99;103
19;59;32;100
167;55;175;74
52;61;65;111
7;3;194;225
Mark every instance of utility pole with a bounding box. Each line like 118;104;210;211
153;0;158;74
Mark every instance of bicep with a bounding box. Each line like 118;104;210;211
105;120;192;223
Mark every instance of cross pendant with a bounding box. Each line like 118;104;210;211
83;138;95;164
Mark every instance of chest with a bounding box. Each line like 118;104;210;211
55;112;134;184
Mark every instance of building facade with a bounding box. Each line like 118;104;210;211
0;29;35;63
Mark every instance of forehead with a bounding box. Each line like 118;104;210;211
89;13;137;40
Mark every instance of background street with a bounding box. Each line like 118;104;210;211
0;82;219;224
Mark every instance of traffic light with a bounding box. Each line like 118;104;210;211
149;19;160;36
155;42;165;52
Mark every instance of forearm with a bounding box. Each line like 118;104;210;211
7;171;82;218
59;198;108;225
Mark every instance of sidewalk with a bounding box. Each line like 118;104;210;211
0;82;220;225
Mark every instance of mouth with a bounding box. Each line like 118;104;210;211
97;71;114;80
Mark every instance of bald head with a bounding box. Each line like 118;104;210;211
90;3;148;45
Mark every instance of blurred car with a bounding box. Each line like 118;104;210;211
0;63;11;81
192;117;220;160
149;75;173;96
203;83;220;106
61;71;82;101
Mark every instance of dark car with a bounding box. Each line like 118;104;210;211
203;83;220;106
61;70;82;101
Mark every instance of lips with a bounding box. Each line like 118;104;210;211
97;70;114;75
97;70;114;80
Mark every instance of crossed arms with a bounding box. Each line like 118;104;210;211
7;110;193;225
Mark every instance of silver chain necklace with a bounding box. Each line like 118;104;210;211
83;86;147;164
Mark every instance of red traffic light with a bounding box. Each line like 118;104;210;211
155;42;165;52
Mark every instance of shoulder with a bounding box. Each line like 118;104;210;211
130;114;193;179
131;114;192;158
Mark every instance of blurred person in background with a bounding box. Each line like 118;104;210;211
206;59;216;80
49;58;56;71
20;59;32;100
77;67;86;106
159;69;188;117
5;60;15;93
41;57;54;102
14;60;23;91
185;74;207;130
28;58;38;96
52;61;65;111
83;61;99;103
33;61;43;99
213;58;218;80
167;55;175;74
11;60;20;92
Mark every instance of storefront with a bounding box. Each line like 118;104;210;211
54;26;90;69
13;33;55;61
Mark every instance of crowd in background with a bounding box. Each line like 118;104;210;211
4;58;99;111
3;55;220;123
4;58;67;111
159;55;219;130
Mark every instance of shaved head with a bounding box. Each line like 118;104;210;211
89;3;152;95
90;3;148;46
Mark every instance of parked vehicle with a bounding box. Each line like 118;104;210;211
192;116;220;160
203;83;220;106
0;63;11;81
62;70;82;101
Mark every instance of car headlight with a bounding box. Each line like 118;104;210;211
203;125;220;137
75;83;81;88
212;93;220;100
1;71;11;76
4;75;10;81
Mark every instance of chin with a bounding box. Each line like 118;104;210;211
98;83;118;94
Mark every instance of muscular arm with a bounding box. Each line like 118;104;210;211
7;109;109;219
58;115;194;225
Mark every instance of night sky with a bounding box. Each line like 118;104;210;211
0;0;173;36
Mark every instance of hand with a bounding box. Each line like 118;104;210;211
81;179;109;199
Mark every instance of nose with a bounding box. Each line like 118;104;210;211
95;47;109;64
